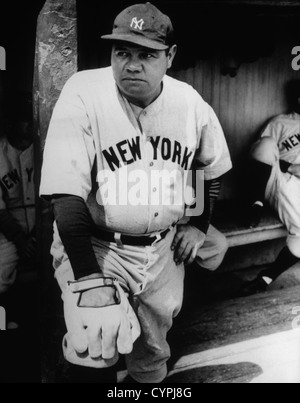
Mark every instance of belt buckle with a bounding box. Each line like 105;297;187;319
114;232;123;248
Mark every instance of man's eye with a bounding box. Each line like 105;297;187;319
116;51;129;57
141;53;155;59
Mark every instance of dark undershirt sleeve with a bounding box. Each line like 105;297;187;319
52;195;102;280
279;160;291;173
189;177;222;235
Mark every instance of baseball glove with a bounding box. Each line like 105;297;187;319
62;277;141;368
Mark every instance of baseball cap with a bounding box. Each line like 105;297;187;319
101;3;174;50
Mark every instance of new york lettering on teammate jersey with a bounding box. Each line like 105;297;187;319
0;137;35;234
40;67;232;234
261;113;300;164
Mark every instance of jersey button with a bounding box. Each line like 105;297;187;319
153;187;157;193
146;136;151;142
143;111;147;116
150;162;154;167
154;212;159;218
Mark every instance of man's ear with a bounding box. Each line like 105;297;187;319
167;45;177;69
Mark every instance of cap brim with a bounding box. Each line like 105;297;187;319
101;34;169;51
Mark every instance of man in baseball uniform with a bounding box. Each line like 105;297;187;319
40;3;232;383
241;80;300;295
0;92;36;323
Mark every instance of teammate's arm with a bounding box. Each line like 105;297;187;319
0;209;37;259
52;195;103;280
281;161;300;178
262;121;297;176
0;209;27;247
279;159;300;178
279;160;291;173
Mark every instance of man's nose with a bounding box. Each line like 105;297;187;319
126;56;142;73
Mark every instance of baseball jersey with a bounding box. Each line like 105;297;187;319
0;137;35;234
40;67;232;235
261;112;300;165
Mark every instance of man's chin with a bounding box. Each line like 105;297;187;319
119;89;147;105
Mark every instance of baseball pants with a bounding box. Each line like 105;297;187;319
251;137;300;258
52;221;228;383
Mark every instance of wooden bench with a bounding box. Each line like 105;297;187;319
212;201;287;248
210;202;288;271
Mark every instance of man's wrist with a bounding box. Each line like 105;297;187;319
189;224;207;237
78;273;105;281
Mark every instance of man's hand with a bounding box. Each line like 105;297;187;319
288;164;300;179
171;224;206;266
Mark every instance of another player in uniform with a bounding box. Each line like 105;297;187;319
0;92;36;324
241;80;300;295
40;3;232;383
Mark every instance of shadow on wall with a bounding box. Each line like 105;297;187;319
166;362;263;383
285;78;300;112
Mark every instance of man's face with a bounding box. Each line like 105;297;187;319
111;42;177;108
10;120;34;142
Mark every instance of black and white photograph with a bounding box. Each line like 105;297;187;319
0;0;300;388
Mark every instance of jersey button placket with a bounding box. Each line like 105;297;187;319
143;134;152;232
141;109;157;232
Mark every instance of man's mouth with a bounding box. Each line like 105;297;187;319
123;78;145;82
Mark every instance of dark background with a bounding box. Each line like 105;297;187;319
77;0;298;70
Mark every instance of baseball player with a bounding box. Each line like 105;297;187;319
0;92;36;324
40;3;232;383
241;80;300;295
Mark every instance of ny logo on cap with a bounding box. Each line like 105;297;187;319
130;17;145;30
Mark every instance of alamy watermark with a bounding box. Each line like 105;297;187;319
0;46;6;70
291;46;300;71
96;168;205;217
0;306;6;330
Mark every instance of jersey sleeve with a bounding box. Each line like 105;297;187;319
40;74;96;201
260;118;282;143
194;101;232;180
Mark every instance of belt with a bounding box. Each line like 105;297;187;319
92;226;173;247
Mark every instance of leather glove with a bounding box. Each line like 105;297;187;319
63;277;141;368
